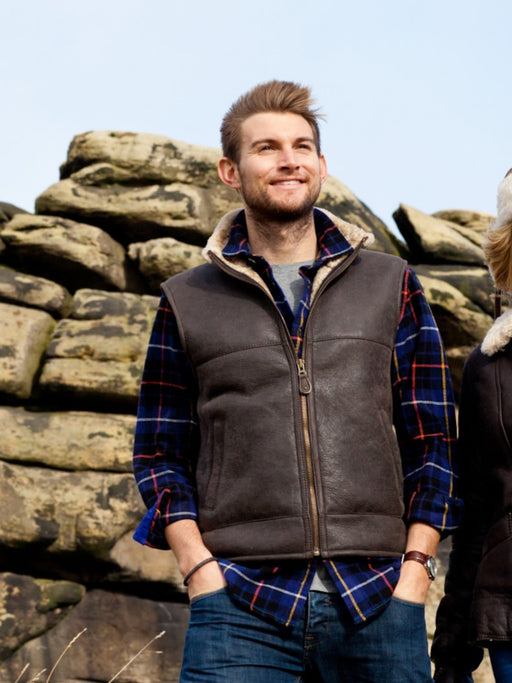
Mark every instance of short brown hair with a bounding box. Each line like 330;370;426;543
220;80;323;162
484;220;512;293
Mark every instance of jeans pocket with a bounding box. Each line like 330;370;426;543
190;587;227;606
391;595;425;609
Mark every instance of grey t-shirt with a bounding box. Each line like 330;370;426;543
270;261;313;314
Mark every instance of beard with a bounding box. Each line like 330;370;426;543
238;176;322;224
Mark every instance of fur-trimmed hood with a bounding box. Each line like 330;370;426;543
201;207;375;300
481;308;512;356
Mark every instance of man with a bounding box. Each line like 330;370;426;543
133;80;461;682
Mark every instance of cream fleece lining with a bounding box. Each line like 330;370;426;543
201;207;375;302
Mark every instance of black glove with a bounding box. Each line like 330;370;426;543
433;666;473;683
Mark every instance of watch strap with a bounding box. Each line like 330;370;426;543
403;550;430;565
402;550;436;580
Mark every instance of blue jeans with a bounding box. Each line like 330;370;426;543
489;644;512;683
180;589;433;682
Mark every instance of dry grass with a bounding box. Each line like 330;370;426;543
107;631;165;683
12;629;166;683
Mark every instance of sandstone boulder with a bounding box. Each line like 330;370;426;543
393;204;484;264
432;209;494;236
36;178;217;246
46;317;150;362
416;274;492;348
37;289;158;410
0;589;188;683
414;264;494;316
0;407;135;472
71;287;158;319
414;273;493;396
0;461;144;556
108;531;183;586
0;302;55;399
60;131;224;188
38;357;145;409
0;201;28;225
128;237;206;291
0;572;85;659
0;265;73;317
1;213;141;292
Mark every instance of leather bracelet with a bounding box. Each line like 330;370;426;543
183;556;217;586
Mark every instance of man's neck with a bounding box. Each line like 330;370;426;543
245;212;317;264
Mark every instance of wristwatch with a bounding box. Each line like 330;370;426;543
402;550;437;580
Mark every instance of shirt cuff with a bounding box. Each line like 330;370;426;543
406;491;464;539
133;495;198;549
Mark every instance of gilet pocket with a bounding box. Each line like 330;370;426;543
203;418;225;510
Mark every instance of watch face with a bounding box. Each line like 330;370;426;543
426;556;437;580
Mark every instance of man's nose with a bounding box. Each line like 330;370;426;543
277;147;299;168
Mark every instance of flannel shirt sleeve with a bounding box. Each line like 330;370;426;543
133;294;200;549
392;268;463;536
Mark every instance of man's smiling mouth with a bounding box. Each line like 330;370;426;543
271;179;304;186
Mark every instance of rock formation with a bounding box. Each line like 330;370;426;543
0;132;496;682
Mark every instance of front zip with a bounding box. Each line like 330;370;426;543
297;359;320;554
297;358;312;394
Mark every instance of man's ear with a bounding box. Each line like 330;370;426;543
319;154;328;184
218;157;241;190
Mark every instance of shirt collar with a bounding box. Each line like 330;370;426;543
222;208;355;268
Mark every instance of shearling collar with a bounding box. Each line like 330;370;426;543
201;207;375;301
202;208;374;259
481;308;512;356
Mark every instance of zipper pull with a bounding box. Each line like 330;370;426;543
297;359;312;395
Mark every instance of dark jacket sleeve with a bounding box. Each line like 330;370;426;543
431;350;489;676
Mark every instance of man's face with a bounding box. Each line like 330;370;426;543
221;111;327;222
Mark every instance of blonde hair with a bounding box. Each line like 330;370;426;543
220;80;323;162
484;219;512;292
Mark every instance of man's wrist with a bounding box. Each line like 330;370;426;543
163;519;215;579
402;550;438;580
183;556;217;586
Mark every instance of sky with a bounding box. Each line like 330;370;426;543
1;0;511;238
